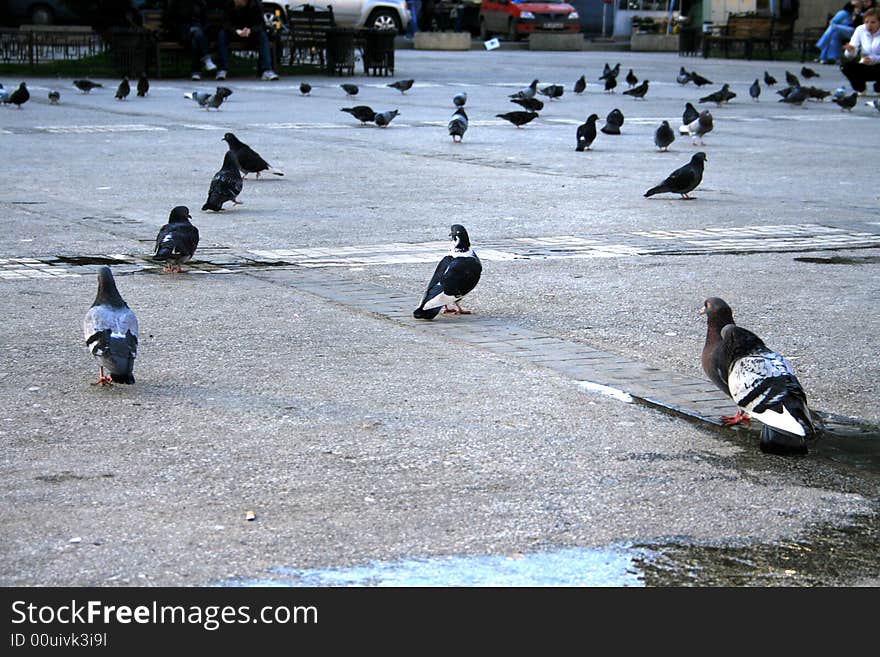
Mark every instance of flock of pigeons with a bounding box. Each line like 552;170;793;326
3;60;844;456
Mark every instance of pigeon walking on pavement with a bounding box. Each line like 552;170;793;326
413;225;482;319
575;114;599;152
623;80;649;99
785;70;801;87
654;120;675;151
73;79;102;93
510;79;540;100
137;73;149;96
153;206;200;273
573;75;586;94
686;110;713;145
699;83;735;105
676;66;692;85
689;71;713;87
48;89;60;104
644;152;707;199
222;132;284;178
833;92;858;111
601;108;624;135
538;84;564;99
749;79;761;101
510;97;543;111
625;69;638;87
764;71;777;86
341;83;359;97
202;151;244;212
83;267;138;385
801;66;820;79
341;105;376;124
496;110;538;127
115;77;130;100
388;79;414;94
5;82;29;108
300;82;312;95
374;109;399;127
448;108;468;143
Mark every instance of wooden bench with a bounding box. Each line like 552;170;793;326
702;13;794;60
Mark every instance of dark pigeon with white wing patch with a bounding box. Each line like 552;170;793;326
153;206;199;273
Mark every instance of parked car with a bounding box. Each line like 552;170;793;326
479;0;579;41
271;1;410;34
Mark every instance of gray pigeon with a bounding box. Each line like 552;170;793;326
203;86;232;110
644;152;707;200
83;266;138;385
73;79;102;93
453;91;467;108
153;206;200;273
0;84;9;103
509;79;539;100
538;84;564;99
48;89;60;104
448;108;468;143
576;114;598;152
654;120;675;152
184;90;211;106
388;79;414;94
676;66;692;85
202;151;243;212
779;86;808;106
749;79;761;101
374;109;399;127
341;105;376;124
686;110;713;145
699;83;734;105
115;77;130;100
833;92;858;111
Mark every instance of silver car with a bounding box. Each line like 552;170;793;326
267;1;410;33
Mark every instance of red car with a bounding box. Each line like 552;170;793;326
479;0;580;41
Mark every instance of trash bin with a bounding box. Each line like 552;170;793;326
361;28;395;77
108;27;152;78
326;27;355;76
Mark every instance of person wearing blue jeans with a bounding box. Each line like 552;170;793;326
815;1;857;64
162;0;217;80
405;0;422;39
215;0;279;80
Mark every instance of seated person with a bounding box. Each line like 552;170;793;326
841;6;880;93
162;0;217;80
815;2;857;65
215;0;279;81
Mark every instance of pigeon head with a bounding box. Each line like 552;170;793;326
449;225;471;252
587;113;599;123
94;266;126;308
222;132;243;148
692;151;708;165
169;206;192;223
699;297;733;328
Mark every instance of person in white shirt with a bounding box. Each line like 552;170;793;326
841;7;880;93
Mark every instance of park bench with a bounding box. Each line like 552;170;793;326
701;13;794;60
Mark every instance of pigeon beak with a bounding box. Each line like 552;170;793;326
698;306;706;316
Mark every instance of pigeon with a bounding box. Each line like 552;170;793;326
216;86;234;98
699;83;734;105
153;206;200;273
388;79;414;94
676;66;692;85
689;71;713;87
801;66;819;79
764;71;777;86
203;87;232;110
115;77;130;100
573;75;586;95
0;84;8;103
83;266;138;385
644;151;707;199
625;69;638;87
48;89;60;104
453;91;467;108
785;70;800;87
510;97;543;112
496;111;538;128
685;110;713;145
654;120;675;152
833;92;858;111
373;109;399;127
599;62;620;80
448;108;468;143
73;79;102;93
538;84;564;100
680;102;699;133
700;297;815;455
222;132;283;179
806;86;831;101
749;79;761;101
202;151;243;212
604;75;617;93
575;114;598;152
599;62;612;79
622;80;649;99
341;105;376;124
601;108;624;135
866;98;880;112
341;83;359;97
510;79;539;100
413;225;482;319
779;86;808;106
185;90;210;106
6;82;29;108
300;82;312;95
137;74;149;97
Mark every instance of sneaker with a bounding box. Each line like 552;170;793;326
215;70;227;81
191;72;201;81
261;69;279;81
202;55;217;72
874;81;880;93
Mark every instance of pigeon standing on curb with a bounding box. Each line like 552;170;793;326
153;206;200;273
575;114;599;151
700;297;816;455
83;266;138;385
202;151;244;212
223;132;284;178
644;152;707;199
413;225;482;319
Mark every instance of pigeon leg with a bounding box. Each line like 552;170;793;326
231;199;242;205
721;410;751;427
255;172;261;179
92;367;113;386
454;302;472;315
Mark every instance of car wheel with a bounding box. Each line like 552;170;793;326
368;9;401;33
28;5;54;25
479;18;490;40
508;19;519;41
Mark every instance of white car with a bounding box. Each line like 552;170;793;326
264;2;410;34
